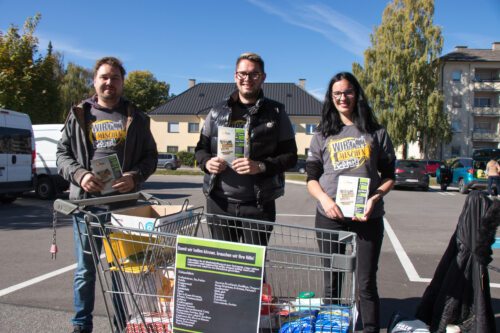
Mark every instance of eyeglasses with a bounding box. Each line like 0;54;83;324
236;71;263;80
332;89;355;100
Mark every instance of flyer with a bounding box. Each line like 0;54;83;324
90;153;123;195
173;236;265;333
217;126;248;165
335;176;371;218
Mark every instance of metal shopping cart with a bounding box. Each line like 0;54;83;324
54;192;204;333
54;193;357;333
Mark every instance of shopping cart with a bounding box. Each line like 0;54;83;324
54;193;357;333
54;192;204;333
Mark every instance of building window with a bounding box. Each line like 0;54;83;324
451;120;462;132
188;123;199;133
452;96;462;108
167;146;178;153
451;145;461;157
168;122;179;133
474;120;492;132
452;70;461;81
474;97;491;107
187;146;196;153
306;124;316;135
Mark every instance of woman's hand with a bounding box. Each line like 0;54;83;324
205;157;227;174
352;195;377;222
319;194;344;220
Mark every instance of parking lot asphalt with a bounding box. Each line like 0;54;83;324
0;174;498;332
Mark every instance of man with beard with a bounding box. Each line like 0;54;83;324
195;52;297;246
57;56;158;333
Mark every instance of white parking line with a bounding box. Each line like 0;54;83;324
0;263;76;297
384;217;500;288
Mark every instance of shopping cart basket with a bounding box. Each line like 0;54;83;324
53;192;204;333
200;213;358;333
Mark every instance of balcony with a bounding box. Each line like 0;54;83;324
473;81;500;91
472;106;500;116
472;131;500;141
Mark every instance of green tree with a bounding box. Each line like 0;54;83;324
352;0;451;158
124;70;170;112
0;14;65;123
59;62;93;119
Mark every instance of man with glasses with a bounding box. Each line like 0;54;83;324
195;52;297;246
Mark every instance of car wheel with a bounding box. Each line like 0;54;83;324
458;179;468;194
422;185;429;191
164;163;174;170
36;177;55;200
440;184;448;191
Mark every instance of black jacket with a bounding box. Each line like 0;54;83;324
195;90;297;205
416;191;499;333
57;97;158;200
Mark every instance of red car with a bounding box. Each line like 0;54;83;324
423;160;442;177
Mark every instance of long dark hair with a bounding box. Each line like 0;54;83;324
317;72;380;137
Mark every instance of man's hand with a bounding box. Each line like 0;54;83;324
112;173;136;193
232;158;260;175
80;173;105;193
205;157;227;174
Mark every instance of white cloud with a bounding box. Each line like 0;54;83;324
247;0;371;57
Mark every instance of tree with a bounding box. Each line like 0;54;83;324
59;62;93;119
124;70;170;112
352;0;451;158
0;14;65;123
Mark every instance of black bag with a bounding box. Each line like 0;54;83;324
388;312;430;333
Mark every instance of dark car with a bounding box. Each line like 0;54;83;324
287;158;306;174
394;160;430;191
423;160;442;177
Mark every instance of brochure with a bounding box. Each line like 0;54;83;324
335;176;371;218
90;153;123;195
217;126;248;165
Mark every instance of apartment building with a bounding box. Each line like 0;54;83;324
439;42;500;159
149;80;322;156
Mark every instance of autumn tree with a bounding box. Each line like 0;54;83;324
353;0;451;158
124;70;170;112
0;14;64;123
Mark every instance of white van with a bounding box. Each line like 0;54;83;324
0;109;35;203
33;124;69;199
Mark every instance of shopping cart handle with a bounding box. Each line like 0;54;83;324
53;191;155;215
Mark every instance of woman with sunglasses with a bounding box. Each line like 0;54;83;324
306;72;396;333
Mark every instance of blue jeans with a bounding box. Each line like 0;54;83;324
71;208;108;330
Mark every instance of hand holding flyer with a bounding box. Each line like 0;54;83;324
90;154;123;195
335;176;371;218
217;126;248;165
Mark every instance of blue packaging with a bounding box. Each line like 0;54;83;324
279;315;316;333
314;305;351;333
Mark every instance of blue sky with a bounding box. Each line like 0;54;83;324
1;0;499;100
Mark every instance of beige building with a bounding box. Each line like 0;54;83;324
150;81;322;158
439;42;500;159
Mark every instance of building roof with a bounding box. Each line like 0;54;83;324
440;45;500;62
150;82;322;117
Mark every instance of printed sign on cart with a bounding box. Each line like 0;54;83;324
173;236;265;333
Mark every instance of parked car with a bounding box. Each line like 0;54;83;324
436;157;488;194
422;159;443;177
394;160;429;191
158;153;181;170
287;158;306;174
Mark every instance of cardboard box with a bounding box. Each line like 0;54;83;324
111;205;192;235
